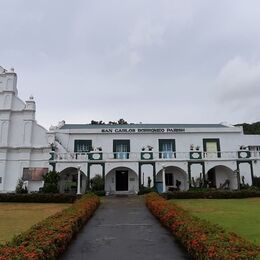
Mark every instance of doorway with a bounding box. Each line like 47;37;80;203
116;170;128;191
207;168;216;188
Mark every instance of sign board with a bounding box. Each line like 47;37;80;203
22;168;48;181
101;128;185;134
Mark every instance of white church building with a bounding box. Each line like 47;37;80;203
1;66;260;194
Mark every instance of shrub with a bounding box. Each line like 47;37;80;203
92;190;106;196
0;194;100;259
138;186;157;195
253;176;260;188
0;193;79;203
42;171;59;193
146;193;260;259
15;179;28;194
163;190;260;200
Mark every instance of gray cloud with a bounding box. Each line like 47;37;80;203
1;0;260;128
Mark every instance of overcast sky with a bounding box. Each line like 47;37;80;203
1;0;260;129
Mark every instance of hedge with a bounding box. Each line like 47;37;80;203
162;190;260;200
146;193;260;259
0;193;79;203
0;194;100;259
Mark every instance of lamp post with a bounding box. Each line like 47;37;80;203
77;165;81;195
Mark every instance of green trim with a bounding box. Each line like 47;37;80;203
203;138;221;158
141;152;153;160
88;152;103;160
238;151;251;159
158;139;176;159
237;160;254;186
189;151;202;160
138;162;156;189
87;162;105;190
188;162;205;188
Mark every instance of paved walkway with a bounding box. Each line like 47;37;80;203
61;196;191;260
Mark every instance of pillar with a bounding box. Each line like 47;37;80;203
162;167;166;192
77;165;81;195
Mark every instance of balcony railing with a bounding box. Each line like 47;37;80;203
51;150;260;162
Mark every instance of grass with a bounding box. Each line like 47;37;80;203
172;198;260;245
0;203;69;244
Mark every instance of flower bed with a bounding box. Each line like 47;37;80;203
0;194;100;259
146;193;260;259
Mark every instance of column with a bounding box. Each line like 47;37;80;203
77;165;81;195
162;167;166;192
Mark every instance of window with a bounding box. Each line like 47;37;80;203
248;146;260;157
0;177;2;184
203;139;220;158
74;140;92;153
113;140;130;159
159;139;175;159
165;173;173;186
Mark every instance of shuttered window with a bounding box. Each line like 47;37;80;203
113;140;130;159
203;139;221;158
159;139;175;159
74;140;92;152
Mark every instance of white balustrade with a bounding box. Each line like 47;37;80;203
51;150;260;162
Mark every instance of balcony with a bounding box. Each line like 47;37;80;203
51;150;260;163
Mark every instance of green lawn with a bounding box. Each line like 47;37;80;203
172;198;260;245
0;203;69;244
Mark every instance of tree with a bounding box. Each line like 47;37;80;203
42;171;59;193
117;118;128;125
235;122;260;135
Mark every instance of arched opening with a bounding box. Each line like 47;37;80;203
156;166;188;192
206;165;237;190
105;167;138;194
58;167;87;193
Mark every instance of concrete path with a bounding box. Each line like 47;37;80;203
61;196;191;260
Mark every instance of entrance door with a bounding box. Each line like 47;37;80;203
116;170;128;191
207;168;216;188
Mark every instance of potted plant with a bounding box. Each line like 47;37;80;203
141;146;146;151
147;145;153;151
190;144;194;150
196;145;200;151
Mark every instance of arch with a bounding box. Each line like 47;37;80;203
206;165;238;190
157;166;188;191
58;167;87;193
105;166;138;194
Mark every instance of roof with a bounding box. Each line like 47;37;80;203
60;123;229;130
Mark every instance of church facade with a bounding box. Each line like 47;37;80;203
0;66;49;193
1;66;260;194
